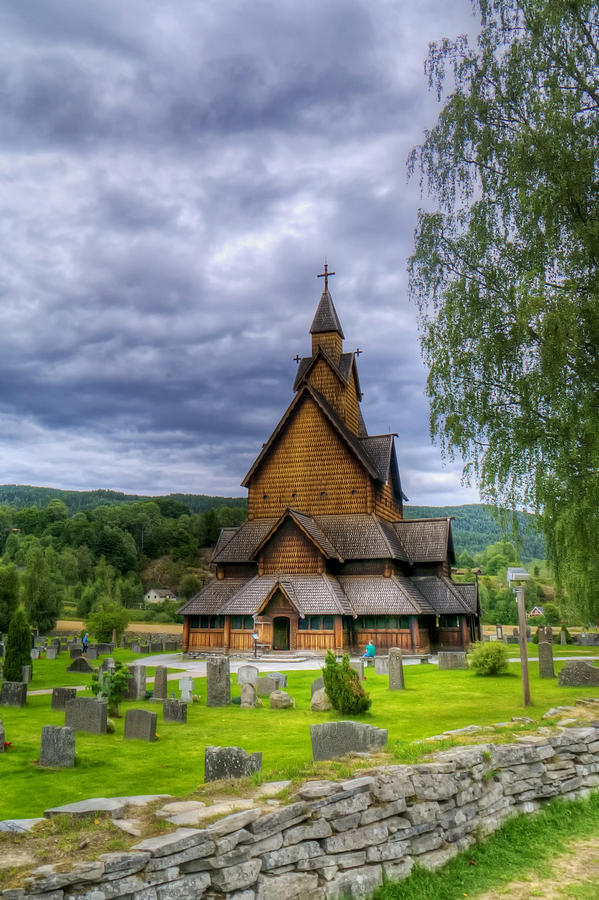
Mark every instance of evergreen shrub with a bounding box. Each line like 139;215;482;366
322;651;371;714
468;641;510;676
3;607;32;682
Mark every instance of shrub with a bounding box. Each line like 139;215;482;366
468;641;510;676
3;607;32;682
87;601;130;643
321;651;371;714
91;661;130;716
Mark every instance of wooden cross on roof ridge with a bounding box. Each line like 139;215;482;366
317;262;335;292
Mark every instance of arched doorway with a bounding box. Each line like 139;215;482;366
273;616;290;651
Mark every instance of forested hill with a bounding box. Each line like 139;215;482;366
0;485;544;560
0;485;246;514
404;504;544;561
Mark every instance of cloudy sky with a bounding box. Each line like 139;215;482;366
0;0;482;507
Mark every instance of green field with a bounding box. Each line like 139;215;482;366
2;653;599;821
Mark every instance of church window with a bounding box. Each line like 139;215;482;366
199;615;224;629
322;615;334;630
351;489;357;495
440;614;459;628
190;616;199;628
298;615;335;631
231;615;254;630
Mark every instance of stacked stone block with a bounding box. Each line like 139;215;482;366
16;726;599;899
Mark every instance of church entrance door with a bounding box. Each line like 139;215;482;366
273;617;290;651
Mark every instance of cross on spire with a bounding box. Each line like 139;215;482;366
317;262;335;292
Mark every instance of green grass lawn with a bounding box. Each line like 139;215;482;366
2;655;599;820
23;649;184;691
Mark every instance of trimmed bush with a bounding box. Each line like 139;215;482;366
3;607;32;682
468;641;510;676
322;651;371;714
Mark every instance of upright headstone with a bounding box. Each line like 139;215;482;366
388;647;405;690
269;672;287;688
204;746;262;782
560;629;567;645
153;666;168;700
546;625;553;642
30;648;40;660
310;676;324;697
111;628;117;645
40;726;75;768
538;641;555;679
513;627;519;637
51;687;77;711
163;699;187;724
255;675;282;696
237;665;259;687
100;658;115;675
65;698;107;734
120;635;127;649
124;709;157;741
206;656;231;707
537;625;546;643
69;647;83;659
86;647;99;661
131;641;141;653
496;625;503;640
240;683;257;708
0;682;27;708
45;647;58;660
438;651;468;670
178;676;194;703
374;657;389;675
558;660;599;686
21;665;32;684
349;660;364;680
526;626;532;640
133;666;147;700
310;721;388;761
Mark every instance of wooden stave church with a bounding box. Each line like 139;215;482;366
179;277;480;655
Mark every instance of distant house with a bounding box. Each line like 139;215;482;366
528;605;544;618
144;588;178;605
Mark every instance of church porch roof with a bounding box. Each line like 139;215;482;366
411;575;474;615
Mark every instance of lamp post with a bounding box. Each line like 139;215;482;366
508;567;531;707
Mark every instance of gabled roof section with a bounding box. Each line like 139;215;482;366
453;581;479;615
241;384;381;487
212;527;238;561
360;435;395;482
211;518;278;563
315;514;409;561
252;508;344;562
393;518;455;564
221;574;353;616
310;289;344;337
411;575;474;614
338;574;435;615
177;578;249;615
293;346;354;393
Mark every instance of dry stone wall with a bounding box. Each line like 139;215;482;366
14;725;599;900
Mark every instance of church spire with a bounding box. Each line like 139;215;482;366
310;263;344;339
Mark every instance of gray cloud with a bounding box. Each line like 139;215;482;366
0;0;480;507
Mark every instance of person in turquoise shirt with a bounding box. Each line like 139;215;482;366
362;641;375;658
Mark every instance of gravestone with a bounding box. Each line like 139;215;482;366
86;647;99;661
21;665;32;683
163;699;187;723
100;658;115;676
310;721;388;761
30;648;40;660
496;625;503;639
130;666;146;700
131;642;141;653
388;647;405;690
311;676;324;697
269;690;291;709
538;641;555;679
546;625;554;642
204;746;262;782
0;719;4;751
164;641;178;652
438;651;468;670
97;643;114;655
153;666;168;701
69;647;83;659
40;726;75;768
255;676;281;696
120;635;127;649
537;625;546;643
269;672;288;688
45;648;58;660
240;683;257;708
150;642;162;654
67;656;95;674
206;657;231;707
310;688;332;711
558;660;599;687
513;627;519;637
124;709;157;741
51;687;77;711
374;657;389;675
0;682;27;708
349;660;364;680
237;665;259;687
560;629;568;646
526;626;532;640
179;676;194;703
65;698;107;734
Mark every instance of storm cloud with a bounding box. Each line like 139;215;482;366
0;0;480;505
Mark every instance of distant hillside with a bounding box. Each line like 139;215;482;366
404;504;544;561
0;485;246;514
0;485;544;560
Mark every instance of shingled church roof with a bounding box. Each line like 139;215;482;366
310;289;344;337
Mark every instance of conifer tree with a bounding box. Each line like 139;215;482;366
3;607;32;682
